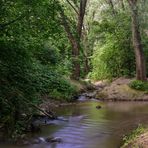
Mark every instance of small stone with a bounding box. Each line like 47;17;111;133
45;137;62;143
38;137;45;142
96;105;102;109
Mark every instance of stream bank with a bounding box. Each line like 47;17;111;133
1;78;148;148
93;78;148;101
121;127;148;148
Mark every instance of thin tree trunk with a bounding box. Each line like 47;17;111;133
77;0;87;39
82;26;90;75
65;0;79;15
71;42;81;80
128;0;147;81
77;0;88;76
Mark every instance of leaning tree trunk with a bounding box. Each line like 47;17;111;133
128;0;147;81
59;7;80;80
59;0;87;80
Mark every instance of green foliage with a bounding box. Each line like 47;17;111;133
0;41;38;136
0;42;76;136
36;42;60;65
129;80;148;91
0;0;76;137
48;76;76;101
31;62;76;100
89;13;135;80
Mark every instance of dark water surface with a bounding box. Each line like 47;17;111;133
1;101;148;148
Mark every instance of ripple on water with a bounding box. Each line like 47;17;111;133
1;102;148;148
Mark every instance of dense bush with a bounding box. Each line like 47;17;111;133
0;53;76;137
0;41;38;136
31;62;76;101
0;41;76;137
129;80;148;91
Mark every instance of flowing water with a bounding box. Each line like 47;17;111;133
1;101;148;148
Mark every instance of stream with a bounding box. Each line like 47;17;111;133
0;101;148;148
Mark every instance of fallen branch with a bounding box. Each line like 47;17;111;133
22;98;56;119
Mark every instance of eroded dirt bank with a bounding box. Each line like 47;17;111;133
94;77;148;101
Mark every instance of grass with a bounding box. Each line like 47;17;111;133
121;125;146;148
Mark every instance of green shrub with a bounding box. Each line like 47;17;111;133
129;80;148;91
30;62;76;101
89;40;135;80
89;14;135;80
0;42;76;137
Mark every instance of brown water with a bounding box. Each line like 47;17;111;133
1;101;148;148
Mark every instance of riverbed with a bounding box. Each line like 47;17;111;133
1;101;148;148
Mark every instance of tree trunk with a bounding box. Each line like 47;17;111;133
71;42;81;80
82;27;90;75
128;0;147;81
59;0;87;80
59;7;80;80
77;0;87;39
77;0;88;77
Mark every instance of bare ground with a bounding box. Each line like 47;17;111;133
94;77;148;101
123;131;148;148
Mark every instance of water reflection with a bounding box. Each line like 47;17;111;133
1;102;148;148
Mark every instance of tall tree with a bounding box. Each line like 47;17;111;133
128;0;147;81
59;0;87;80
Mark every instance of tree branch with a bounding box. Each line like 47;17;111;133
65;0;79;15
22;98;56;119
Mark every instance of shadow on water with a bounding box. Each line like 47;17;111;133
1;101;148;148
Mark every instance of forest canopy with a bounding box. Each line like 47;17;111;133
0;0;148;137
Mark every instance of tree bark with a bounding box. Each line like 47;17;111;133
128;0;147;81
77;0;87;39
